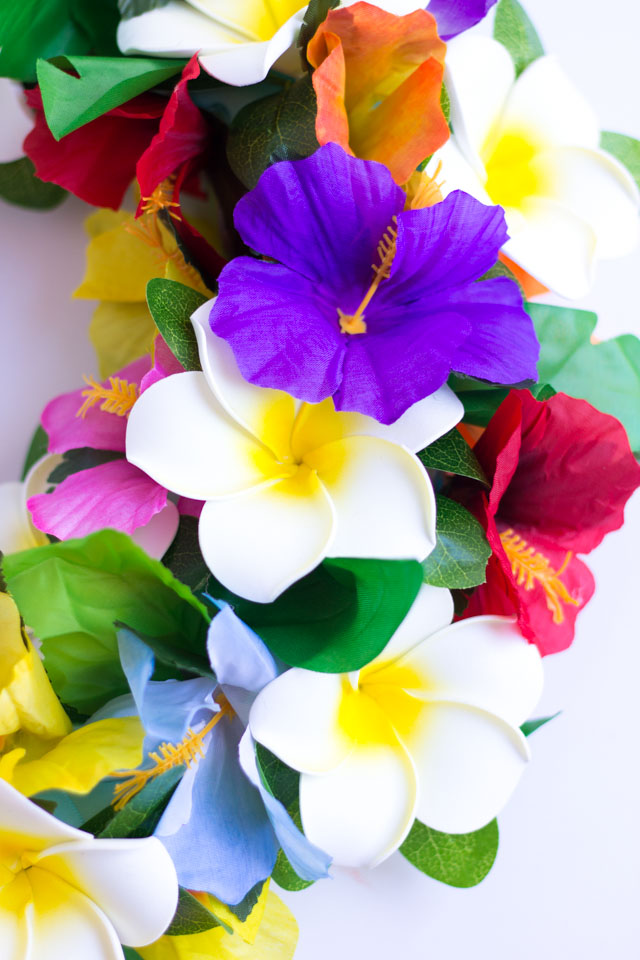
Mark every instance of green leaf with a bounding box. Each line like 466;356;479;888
400;818;499;887
21;425;50;481
98;767;184;839
165;887;229;937
47;448;124;484
600;131;640;192
298;0;339;67
71;0;120;56
529;301;640;452
0;0;84;82
3;530;209;714
118;0;171;18
479;258;524;297
161;516;210;593
115;622;213;680
227;75;319;189
272;848;315;892
123;948;144;960
521;712;560;737
0;157;67;209
422;495;491;590
37;55;183;140
146;278;207;371
493;0;544;78
448;373;555;427
211;557;423;673
225;880;266;923
418;428;487;484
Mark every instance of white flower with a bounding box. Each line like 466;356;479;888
126;301;462;603
249;584;544;867
117;0;426;87
0;456;60;554
0;778;178;959
429;35;640;298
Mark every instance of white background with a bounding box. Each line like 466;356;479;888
1;1;639;956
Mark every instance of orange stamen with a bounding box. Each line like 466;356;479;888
500;528;580;625
76;375;138;419
140;178;182;220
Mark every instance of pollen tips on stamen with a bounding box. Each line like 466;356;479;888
338;309;367;335
500;528;580;625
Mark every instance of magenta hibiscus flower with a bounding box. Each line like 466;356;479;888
209;144;539;424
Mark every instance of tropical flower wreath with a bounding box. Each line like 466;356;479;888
0;0;639;957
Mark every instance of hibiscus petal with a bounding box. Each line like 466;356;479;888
308;436;436;562
364;583;454;670
300;741;418;867
533;146;639;259
35;837;177;946
250;669;352;774
131;501;180;559
198;469;336;602
27;460;169;540
126;371;283;500
406;702;530;833
427;0;496;41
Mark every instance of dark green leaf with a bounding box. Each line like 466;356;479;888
115;622;214;679
422;495;490;589
47;448;124;484
146;278;207;371
227;75;319;189
601;131;640;192
37;55;183;140
0;0;85;82
71;0;120;56
529;301;640;452
212;557;423;673
272;848;315;891
298;0;339;67
161;516;209;592
449;373;555;427
418;428;487;484
21;425;50;481
97;767;184;839
521;712;560;737
493;0;544;77
118;0;171;19
479;258;524;297
400;818;499;887
123;948;144;960
0;157;67;209
165;887;229;937
225;880;266;923
4;530;210;713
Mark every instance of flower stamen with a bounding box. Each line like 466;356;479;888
140;178;182;220
500;528;580;625
111;696;233;810
76;375;138;419
337;217;398;335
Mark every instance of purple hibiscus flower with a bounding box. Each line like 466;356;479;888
428;0;497;41
209;143;538;424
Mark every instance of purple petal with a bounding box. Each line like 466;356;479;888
428;0;497;40
211;257;345;402
232;142;405;299
27;459;168;540
446;278;540;383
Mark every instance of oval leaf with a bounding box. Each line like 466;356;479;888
400;818;499;888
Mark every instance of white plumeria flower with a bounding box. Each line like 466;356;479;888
249;584;544;868
117;0;427;87
126;301;463;603
0;779;178;959
429;35;640;299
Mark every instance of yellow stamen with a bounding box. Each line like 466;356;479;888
76;375;138;419
404;161;445;211
140;177;182;220
125;212;205;290
111;698;233;811
338;218;398;335
500;528;580;625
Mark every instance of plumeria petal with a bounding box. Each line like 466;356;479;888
405;703;530;834
365;583;454;669
300;741;417;867
199;469;336;602
0;482;43;553
0;878;30;960
126;371;285;500
250;669;352;774
0;780;85;850
308;435;436;561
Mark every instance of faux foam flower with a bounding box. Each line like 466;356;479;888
452;390;640;655
96;612;329;903
0;456;59;555
429;36;640;298
0;779;178;958
127;299;463;602
250;584;543;867
308;3;448;185
209;143;539;425
27;356;179;559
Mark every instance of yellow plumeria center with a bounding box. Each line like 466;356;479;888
483;132;547;210
500;528;580;624
338;662;426;748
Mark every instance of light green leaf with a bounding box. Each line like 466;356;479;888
493;0;544;77
146;278;207;371
400;818;499;887
227;74;319;189
209;557;423;673
529;301;640;452
37;55;183;140
0;157;67;209
422;495;490;590
521;712;560;737
165;888;230;937
21;425;50;481
3;530;210;714
418;428;487;484
600;131;640;192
